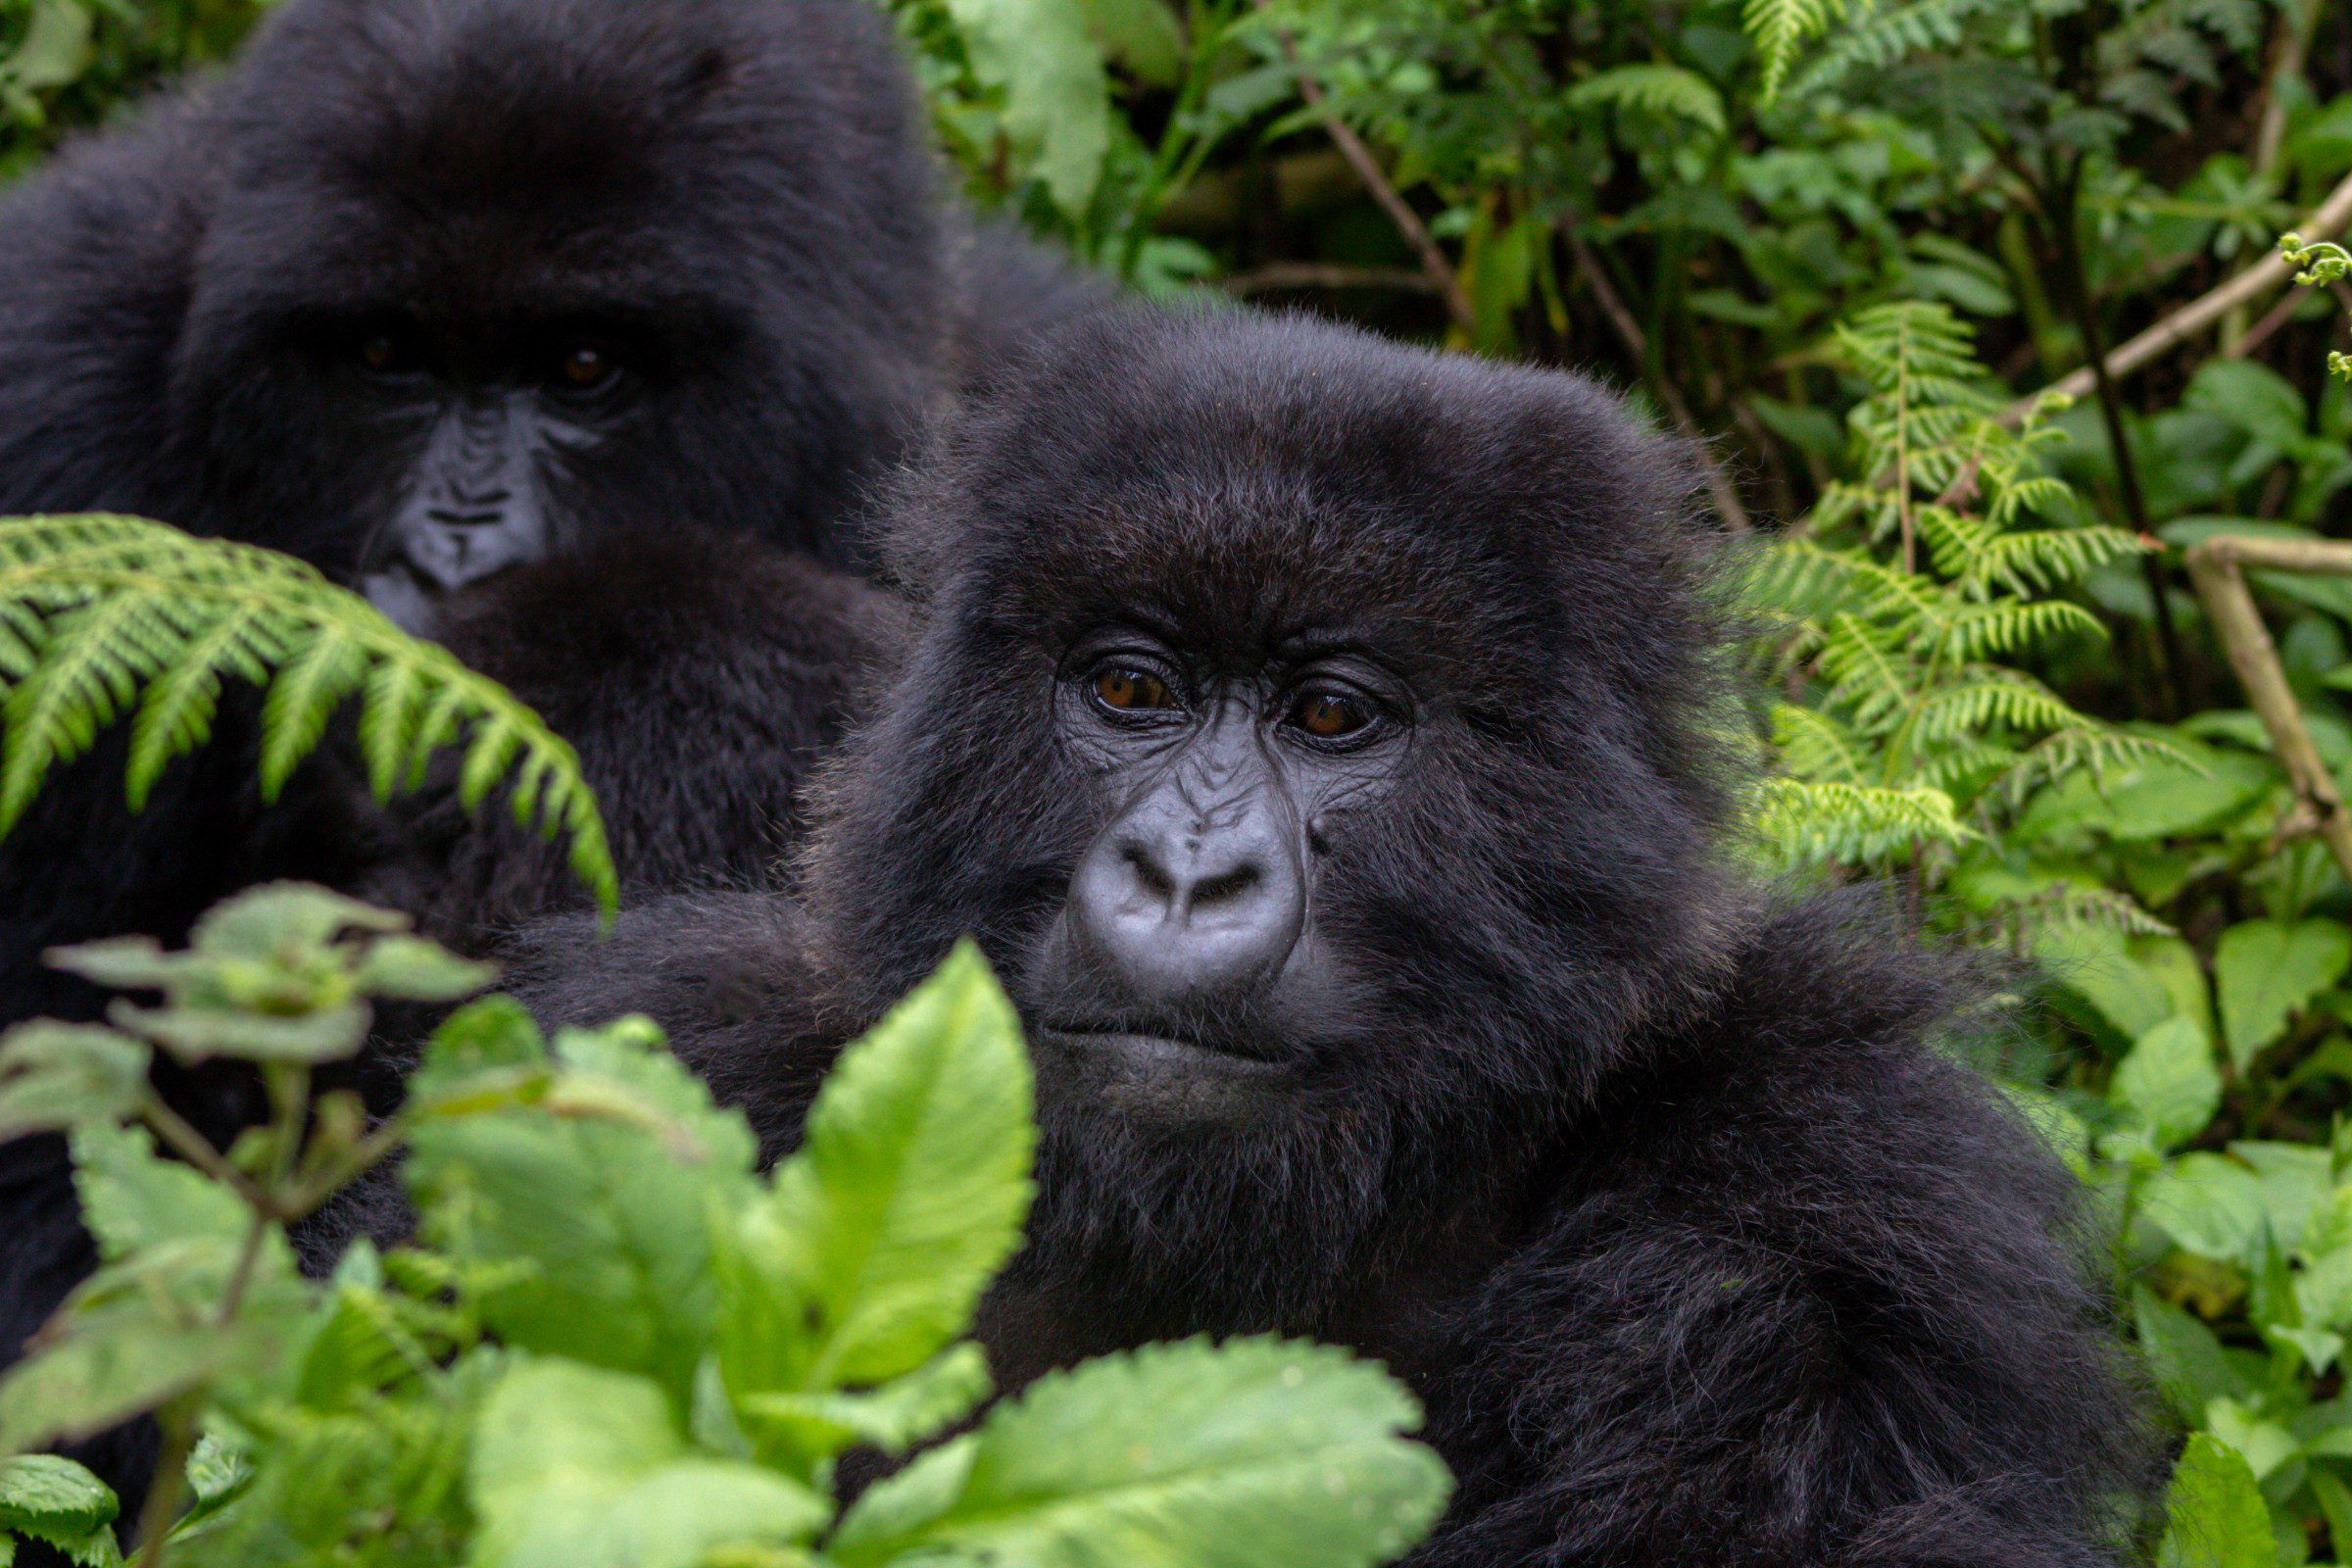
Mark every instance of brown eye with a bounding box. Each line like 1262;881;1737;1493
557;344;616;391
1288;691;1372;740
358;328;416;375
1095;665;1176;712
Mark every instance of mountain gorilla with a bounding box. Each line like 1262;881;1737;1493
0;0;1100;1489
492;306;2153;1566
0;0;1105;1017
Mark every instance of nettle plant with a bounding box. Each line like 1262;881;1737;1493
0;884;1450;1568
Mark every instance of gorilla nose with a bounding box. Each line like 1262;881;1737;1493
1068;798;1305;1005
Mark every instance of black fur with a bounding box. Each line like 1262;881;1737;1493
0;0;1101;1494
489;306;2155;1566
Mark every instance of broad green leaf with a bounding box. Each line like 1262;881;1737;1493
70;1122;252;1260
2110;1018;2220;1151
469;1360;827;1568
718;943;1030;1403
2202;1399;2300;1485
2158;1434;2270;1568
0;1023;147;1139
2132;1288;2243;1427
2016;748;2272;844
2034;922;2175;1044
739;1343;992;1461
1076;0;1181;84
0;1242;307;1454
0;1456;116;1544
2216;918;2352;1068
829;1337;1451;1568
406;1016;757;1400
945;0;1112;215
350;936;496;1004
2144;1153;2267;1263
2232;1142;2333;1250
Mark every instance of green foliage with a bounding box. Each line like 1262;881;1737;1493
0;514;616;915
0;888;1451;1568
1748;302;2161;936
14;0;2352;1552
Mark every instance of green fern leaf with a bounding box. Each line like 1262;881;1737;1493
0;513;617;917
1567;64;1727;132
1744;0;1846;103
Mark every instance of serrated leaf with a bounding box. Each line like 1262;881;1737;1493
469;1359;829;1568
405;1017;758;1401
349;936;496;1004
740;1342;992;1461
718;943;1030;1410
829;1337;1452;1568
2216;918;2352;1069
0;1456;116;1543
69;1122;251;1261
0;1024;148;1140
2110;1018;2221;1152
2157;1433;2271;1568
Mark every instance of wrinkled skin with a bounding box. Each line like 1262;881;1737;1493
474;307;2159;1566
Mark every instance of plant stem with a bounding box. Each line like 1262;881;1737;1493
2047;159;2185;716
130;1396;198;1568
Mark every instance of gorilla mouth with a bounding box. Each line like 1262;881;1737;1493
1036;1023;1296;1078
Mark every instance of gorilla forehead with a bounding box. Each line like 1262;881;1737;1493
197;0;931;318
913;307;1708;676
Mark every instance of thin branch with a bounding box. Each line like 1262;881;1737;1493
1565;232;1752;533
2227;285;2312;363
1999;168;2352;425
1254;8;1475;332
2186;534;2352;887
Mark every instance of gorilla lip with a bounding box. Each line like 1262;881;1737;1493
1036;1024;1295;1077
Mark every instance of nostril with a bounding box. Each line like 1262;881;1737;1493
1190;863;1261;906
1121;843;1177;902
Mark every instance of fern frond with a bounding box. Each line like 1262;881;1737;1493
1744;0;1848;103
1939;599;2105;662
1769;703;1870;784
0;513;617;917
1989;883;2176;940
1783;0;1998;99
1567;64;1727;131
1748;777;1973;872
1914;670;2090;741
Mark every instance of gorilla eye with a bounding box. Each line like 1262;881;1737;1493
1094;665;1178;713
1287;690;1374;740
554;343;618;392
356;322;422;377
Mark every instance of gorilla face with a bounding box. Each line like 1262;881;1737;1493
805;306;1747;1324
163;0;948;627
1025;621;1412;1124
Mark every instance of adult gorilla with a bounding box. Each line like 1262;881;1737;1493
0;0;1103;1019
498;306;2154;1566
0;0;1099;1490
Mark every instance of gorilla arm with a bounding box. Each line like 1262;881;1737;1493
1409;901;2143;1568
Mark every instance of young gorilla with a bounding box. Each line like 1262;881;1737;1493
494;307;2153;1567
